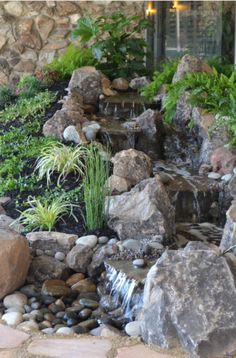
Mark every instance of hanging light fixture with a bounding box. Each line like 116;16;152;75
146;2;157;17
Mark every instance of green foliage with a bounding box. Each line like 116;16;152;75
72;11;150;79
46;44;96;79
83;143;110;230
0;91;56;123
206;57;234;77
141;59;179;100
35;143;88;186
0;85;16;109
17;74;43;99
15;196;78;231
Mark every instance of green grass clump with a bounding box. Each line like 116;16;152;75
46;44;96;79
83;143;110;231
0;91;57;123
15;196;78;231
35;143;88;186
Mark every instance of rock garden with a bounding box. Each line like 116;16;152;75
1;8;236;358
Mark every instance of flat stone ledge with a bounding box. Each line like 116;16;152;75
115;345;182;358
0;324;29;349
27;337;112;358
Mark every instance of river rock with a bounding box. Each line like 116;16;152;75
56;326;74;335
82;121;101;141
220;202;236;253
125;321;141;336
106;175;132;195
129;76;150;90
66;273;85;287
111;149;152;186
27;256;70;283
208;172;221;180
2;312;23;326
132;259;145;268
76;235;97;248
66;244;93;273
172;54;212;83
107;177;175;241
68;67;102;105
141;241;236;357
55;252;65;261
91;324;122;337
72;278;96;293
27;232;77;255
63;125;81;144
4;292;27;308
41;280;72;297
88;244;118;277
111;78;129;91
135;109;160;140
0;228;30;299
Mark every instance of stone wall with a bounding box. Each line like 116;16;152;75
0;1;145;84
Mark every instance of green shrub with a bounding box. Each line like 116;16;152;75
14;196;78;231
17;74;43;99
141;59;179;100
72;11;150;79
0;91;57;122
46;44;96;79
35;143;88;186
0;85;15;109
83;143;110;230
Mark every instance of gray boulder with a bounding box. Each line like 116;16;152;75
172;54;212;83
129;76;150;90
66;244;93;273
27;256;70;283
141;242;236;358
107;177;175;241
68;66;102;105
220;201;236;253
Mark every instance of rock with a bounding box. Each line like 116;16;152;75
26;231;77;255
129;76;150;90
210;146;236;175
56;1;78;16
14;60;35;73
27;256;70;283
208;172;221;180
66;245;93;273
0;214;23;233
54;252;65;261
82;121;101;141
199;164;212;176
20;285;40;298
107;177;175;241
4;2;23;17
78;319;98;330
0;197;11;206
172;54;213;83
132;259;145;268
35;15;54;41
220;203;236;253
106;175;132;195
41;280;72;297
121;239;142;252
79;298;99;309
63;125;81;144
99;295;119;312
111;78;129;91
66;273;85;287
88;244;118;277
4;293;27;308
41;327;55;334
56;327;74;335
135;109;160;140
2;312;23;326
68;67;102;105
17;320;39;332
78;308;92;320
111;149;152;186
141;242;236;357
125;321;141;336
229;176;236;198
91;324;122;337
43;109;85;140
62;91;84;113
72;279;96;293
98;236;109;245
221;173;232;182
14;19;41;50
0;229;30;299
76;235;98;248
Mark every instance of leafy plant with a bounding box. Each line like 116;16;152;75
83;143;110;230
72;11;150;79
0;85;16;109
35;68;60;86
14;196;78;231
141;59;179;100
46;44;96;79
0;91;57;123
16;74;43;99
35;143;88;186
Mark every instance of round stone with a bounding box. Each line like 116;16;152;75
2;312;23;326
79;298;99;309
98;236;109;244
78;319;98;330
72;325;89;334
17;320;39;332
72;278;97;293
132;259;146;268
36;249;44;256
41;328;55;334
79;308;92;320
31;302;41;310
6;306;25;314
66;273;85;287
125;321;141;336
208;172;221;180
55;252;65;261
221;174;233;182
56;327;74;335
108;238;118;245
4;292;28;308
67;318;78;327
41;280;71;297
76;235;98;248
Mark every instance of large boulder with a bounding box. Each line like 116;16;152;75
66;244;93;273
68;66;102;106
43;109;85;140
210;146;236;175
141;242;236;358
27;256;70;283
172;54;212;83
107;177;175;241
0;228;30;299
220;200;236;253
111;149;152;186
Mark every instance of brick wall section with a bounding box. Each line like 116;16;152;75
0;1;145;84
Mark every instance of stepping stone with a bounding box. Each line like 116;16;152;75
115;345;181;358
27;338;112;358
0;324;29;349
